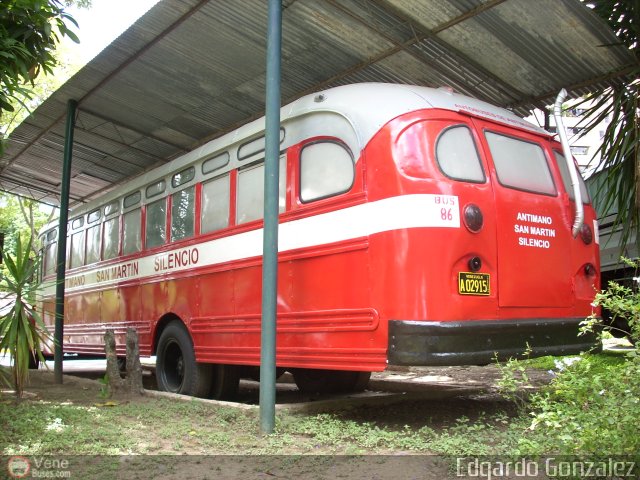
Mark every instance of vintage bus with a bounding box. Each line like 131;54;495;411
38;83;600;399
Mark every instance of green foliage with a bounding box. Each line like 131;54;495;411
0;193;57;278
0;45;80;137
583;257;640;343
0;235;52;397
495;354;533;410
577;0;639;248
494;268;640;457
517;353;640;456
0;0;79;111
495;270;640;455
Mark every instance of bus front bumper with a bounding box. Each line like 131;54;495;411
388;318;600;366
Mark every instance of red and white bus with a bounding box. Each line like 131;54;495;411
38;83;600;399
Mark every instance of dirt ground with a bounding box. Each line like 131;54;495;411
12;362;554;407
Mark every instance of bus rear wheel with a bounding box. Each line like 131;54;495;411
156;321;212;398
292;368;370;394
210;364;240;400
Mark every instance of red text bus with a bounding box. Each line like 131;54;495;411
38;83;600;399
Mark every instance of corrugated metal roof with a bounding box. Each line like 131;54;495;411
0;0;635;206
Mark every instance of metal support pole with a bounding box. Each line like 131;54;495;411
54;99;77;384
259;0;282;435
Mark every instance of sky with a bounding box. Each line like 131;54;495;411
62;0;160;65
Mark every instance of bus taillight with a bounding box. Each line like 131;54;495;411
463;204;483;233
579;223;593;245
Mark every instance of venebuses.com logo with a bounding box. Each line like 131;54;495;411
7;456;30;478
6;456;71;478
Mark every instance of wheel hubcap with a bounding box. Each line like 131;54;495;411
162;340;185;392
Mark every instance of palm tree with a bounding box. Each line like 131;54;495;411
0;236;52;397
580;0;639;249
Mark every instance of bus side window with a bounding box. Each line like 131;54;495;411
85;208;101;265
145;198;167;249
436;126;485;183
102;217;120;260
85;224;101;264
236;155;286;224
44;241;57;276
70;230;85;268
171;186;195;241
123;209;142;255
201;174;230;233
300;141;354;203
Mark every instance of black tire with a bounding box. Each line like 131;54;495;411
156;321;212;398
292;368;370;394
210;364;240;401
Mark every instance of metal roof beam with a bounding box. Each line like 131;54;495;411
0;0;207;177
508;63;638;109
282;0;509;101
0;173;84;203
78;108;190;155
325;0;519;103
188;0;510;152
368;0;524;103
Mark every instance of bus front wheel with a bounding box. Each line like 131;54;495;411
210;364;240;400
156;321;212;398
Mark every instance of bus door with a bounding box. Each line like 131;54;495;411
472;120;573;308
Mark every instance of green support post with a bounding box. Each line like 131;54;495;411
54;99;78;384
259;0;282;435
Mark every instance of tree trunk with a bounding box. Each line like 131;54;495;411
104;329;125;396
126;328;144;395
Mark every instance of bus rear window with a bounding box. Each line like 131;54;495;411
436;126;484;183
485;132;556;195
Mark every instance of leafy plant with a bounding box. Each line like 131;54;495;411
494;345;534;410
582;257;639;343
576;1;639;250
97;374;109;399
0;235;53;397
0;0;79;111
518;352;639;456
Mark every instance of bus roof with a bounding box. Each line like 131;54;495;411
47;83;547;229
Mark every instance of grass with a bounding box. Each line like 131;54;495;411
1;393;527;458
1;388;523;457
2;351;639;477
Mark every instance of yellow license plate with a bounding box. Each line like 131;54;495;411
458;272;490;296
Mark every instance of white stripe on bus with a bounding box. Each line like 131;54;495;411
44;194;459;295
